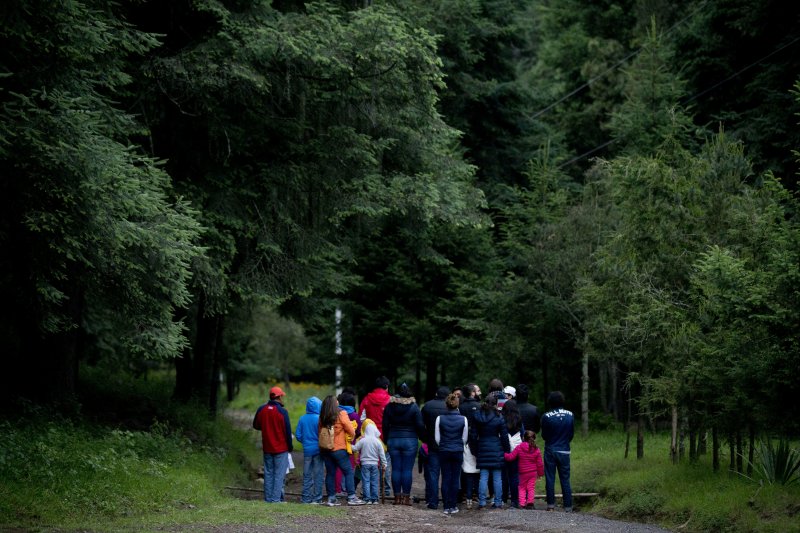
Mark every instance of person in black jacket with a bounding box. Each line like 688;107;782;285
382;383;425;506
458;384;481;506
472;394;510;509
541;391;574;512
516;384;540;433
435;392;468;515
421;386;450;509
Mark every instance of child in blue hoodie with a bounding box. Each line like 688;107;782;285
295;396;323;504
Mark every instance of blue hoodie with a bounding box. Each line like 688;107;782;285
295;396;322;456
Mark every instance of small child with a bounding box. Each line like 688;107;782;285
352;418;387;504
295;396;324;504
504;430;544;509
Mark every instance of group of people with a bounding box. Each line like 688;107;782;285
252;377;574;514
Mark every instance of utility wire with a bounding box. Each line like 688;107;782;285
557;33;800;169
531;0;709;121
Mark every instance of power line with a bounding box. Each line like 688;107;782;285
557;33;800;169
530;0;709;121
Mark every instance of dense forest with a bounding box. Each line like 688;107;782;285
2;0;799;467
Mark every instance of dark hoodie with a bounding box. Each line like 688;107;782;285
421;386;450;451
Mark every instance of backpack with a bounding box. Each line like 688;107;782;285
318;424;335;451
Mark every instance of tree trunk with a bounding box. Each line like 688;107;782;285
208;315;226;416
736;431;743;474
712;426;720;472
637;412;645;459
670;404;678;464
624;385;632;459
599;359;608;414
729;434;735;472
610;360;619;421
699;426;707;455
581;350;589;437
679;413;687;461
747;426;755;477
689;424;697;463
425;355;437;403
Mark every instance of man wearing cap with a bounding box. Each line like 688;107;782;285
253;386;293;503
421;386;451;509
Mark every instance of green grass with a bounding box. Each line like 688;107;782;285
569;430;800;532
0;373;342;531
4;375;799;532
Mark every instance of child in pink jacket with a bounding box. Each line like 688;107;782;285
504;430;544;508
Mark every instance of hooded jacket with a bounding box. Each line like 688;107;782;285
353;422;387;466
295;396;322;455
472;408;510;468
382;396;424;441
504;442;544;479
359;387;391;439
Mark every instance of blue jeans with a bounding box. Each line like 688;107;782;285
439;450;463;510
544;448;572;509
479;467;503;507
302;453;324;503
463;472;479;500
322;449;355;500
388;437;418;495
503;459;519;506
262;452;289;503
424;449;441;508
361;463;380;501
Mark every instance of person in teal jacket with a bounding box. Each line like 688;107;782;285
295;396;323;504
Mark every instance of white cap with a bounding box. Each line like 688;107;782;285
503;386;516;398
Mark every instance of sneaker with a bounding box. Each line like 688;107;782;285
443;509;451;515
466;499;473;509
546;507;555;512
347;497;366;506
327;500;341;507
336;491;347;498
491;503;503;510
450;507;459;514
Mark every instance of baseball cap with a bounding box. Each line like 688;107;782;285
269;386;286;399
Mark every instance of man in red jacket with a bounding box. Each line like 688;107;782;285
253;386;293;502
359;376;391;496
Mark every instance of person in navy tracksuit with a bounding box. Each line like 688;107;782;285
540;391;574;512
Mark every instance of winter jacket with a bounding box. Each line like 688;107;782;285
295;396;322;456
518;401;541;433
253;399;293;454
382;396;424;441
421;396;449;450
330;409;356;452
353;423;387;466
472;409;510;469
459;396;481;423
504;442;544;480
541;408;574;452
359;388;391;439
435;409;468;453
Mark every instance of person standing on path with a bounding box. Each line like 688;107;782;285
252;386;293;503
319;395;366;506
421;385;450;509
352;420;387;504
435;392;468;515
541;391;574;512
504;430;544;509
472;394;510;509
382;383;425;506
459;383;482;507
516;384;541;433
295;396;323;504
360;376;392;496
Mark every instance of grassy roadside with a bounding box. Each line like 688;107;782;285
0;372;341;531
569;430;800;532
2;375;798;532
